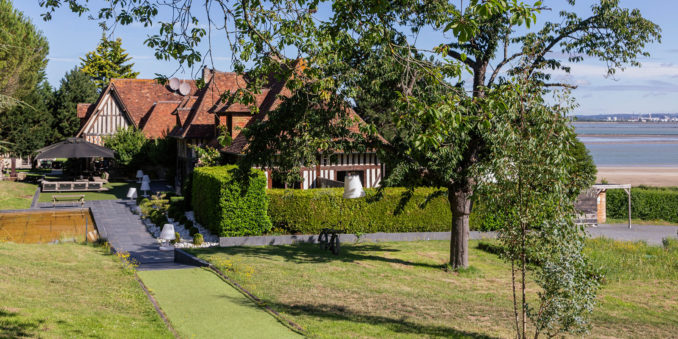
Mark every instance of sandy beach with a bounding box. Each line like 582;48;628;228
596;166;678;187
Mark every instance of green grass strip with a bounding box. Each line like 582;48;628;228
137;268;301;339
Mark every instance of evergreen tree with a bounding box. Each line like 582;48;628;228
0;75;54;158
52;67;99;140
80;36;139;90
0;0;49;110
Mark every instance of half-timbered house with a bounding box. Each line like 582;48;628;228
76;67;385;189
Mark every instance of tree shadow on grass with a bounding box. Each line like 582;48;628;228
0;309;43;339
269;301;498;339
195;243;446;270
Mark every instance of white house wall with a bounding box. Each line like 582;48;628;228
299;152;383;189
80;93;131;145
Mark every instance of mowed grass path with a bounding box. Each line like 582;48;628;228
189;239;678;338
0;243;172;338
0;181;37;210
138;268;301;339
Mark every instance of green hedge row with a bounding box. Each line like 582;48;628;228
607;186;678;222
192;165;272;236
267;188;500;234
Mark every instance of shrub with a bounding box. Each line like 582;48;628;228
149;209;168;227
192;165;271;236
189;227;199;236
193;233;204;245
171;231;181;244
103;127;147;170
267;188;500;234
169;196;185;210
607;186;678;222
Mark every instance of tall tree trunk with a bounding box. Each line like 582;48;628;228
10;157;16;178
448;185;473;269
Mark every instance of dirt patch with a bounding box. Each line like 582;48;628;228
389;262;412;270
354;261;375;268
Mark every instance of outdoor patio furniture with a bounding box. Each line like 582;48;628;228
52;194;85;208
41;180;107;192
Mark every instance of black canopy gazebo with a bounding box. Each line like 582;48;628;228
35;138;115;160
35;138;115;191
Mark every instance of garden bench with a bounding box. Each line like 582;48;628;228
52;195;85;208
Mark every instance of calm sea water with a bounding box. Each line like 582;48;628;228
573;122;678;166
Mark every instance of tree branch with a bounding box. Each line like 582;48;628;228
487;51;523;86
447;49;477;68
525;15;599;77
542;82;578;89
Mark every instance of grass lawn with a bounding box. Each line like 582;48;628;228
138;268;301;339
38;181;134;203
0;242;172;338
0;181;37;210
189;238;678;338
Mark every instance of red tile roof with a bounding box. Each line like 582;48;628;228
77;103;95;119
110;79;197;127
77;68;382;152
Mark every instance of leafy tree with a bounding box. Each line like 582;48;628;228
103;127;147;169
479;82;600;338
52;67;99;140
0;0;49;110
80;36;139;90
326;0;658;268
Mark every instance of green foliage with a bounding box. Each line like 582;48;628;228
481;82;600;338
139;193;170;226
103;127;176;175
191;145;222;167
171;232;181;244
0;0;49;105
0;78;54;157
268;187;450;234
51;67;98;140
585;237;678;282
103;127;147;168
607;187;678;223
80;36;139;90
568;138;597;198
192;165;271;237
189;227;199;237
193;233;204;245
168;196;186;220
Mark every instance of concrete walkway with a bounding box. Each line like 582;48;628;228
37;199;191;270
587;224;678;245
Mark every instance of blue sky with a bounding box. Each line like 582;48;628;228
12;0;678;115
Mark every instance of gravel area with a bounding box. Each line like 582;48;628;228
131;206;219;249
587;224;678;245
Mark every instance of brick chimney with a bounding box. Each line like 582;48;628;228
202;66;213;83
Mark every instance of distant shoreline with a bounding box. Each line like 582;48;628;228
596;166;678;187
573;121;678;125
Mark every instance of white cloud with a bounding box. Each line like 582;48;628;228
561;62;678;79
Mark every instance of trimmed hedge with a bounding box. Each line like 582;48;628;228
192;165;272;236
607;186;678;222
267;188;500;234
